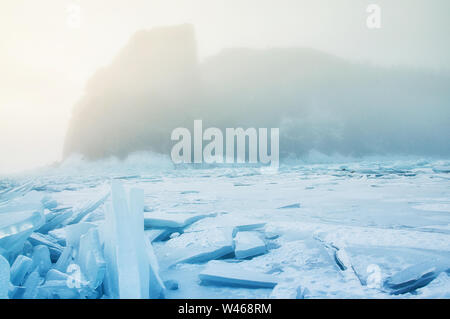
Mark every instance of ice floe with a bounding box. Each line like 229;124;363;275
155;227;235;267
199;261;278;289
234;231;267;259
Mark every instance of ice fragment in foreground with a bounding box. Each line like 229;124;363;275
199;261;278;289
31;245;52;277
41;196;58;210
145;238;165;298
334;248;352;271
46;269;69;281
0;210;44;261
64;191;109;225
64;222;97;248
47;228;66;246
40;269;96;299
22;271;42;299
54;246;73;272
384;260;448;294
234;231;267;259
158;227;235;267
37;208;72;234
164;279;179;290
10;255;33;286
0;255;10;299
38;280;81;299
28;232;63;262
233;223;266;236
0;181;33;204
145;229;174;242
102;181;149;298
415;272;450;298
76;227;106;289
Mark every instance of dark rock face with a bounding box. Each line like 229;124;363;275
64;24;450;160
64;24;201;159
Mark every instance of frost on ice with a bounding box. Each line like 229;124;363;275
199;261;278;289
0;159;450;298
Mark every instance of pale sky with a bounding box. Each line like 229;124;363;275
1;0;449;174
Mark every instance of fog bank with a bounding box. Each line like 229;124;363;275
64;24;450;161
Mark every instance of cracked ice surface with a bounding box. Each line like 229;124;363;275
0;158;450;298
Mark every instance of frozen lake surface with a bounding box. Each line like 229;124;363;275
1;158;450;298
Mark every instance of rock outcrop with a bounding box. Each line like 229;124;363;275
64;24;450;159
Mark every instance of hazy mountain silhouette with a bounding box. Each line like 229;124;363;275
64;24;450;160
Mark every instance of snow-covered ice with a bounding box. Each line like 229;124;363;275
0;158;450;298
234;231;267;259
199;261;278;288
0;255;9;299
155;227;235;267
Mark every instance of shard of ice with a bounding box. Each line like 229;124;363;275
144;211;217;228
199;261;278;289
37;208;73;234
64;191;109;225
145;229;174;242
233;223;266;236
46;269;69;281
10;255;33;286
157;227;235;267
0;190;44;213
41;196;58;210
28;232;63;262
39;269;97;299
0;254;10;299
384;260;450;295
47;227;67;246
76;227;106;289
102;181;149;298
0;210;45;261
64;222;97;248
163;279;178;290
22;270;42;299
0;181;33;204
128;187;150;298
31;245;52;277
415;272;450;298
334;248;351;271
342;245;450;289
54;246;73;272
145;238;165;298
234;231;267;259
